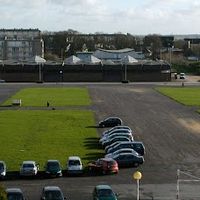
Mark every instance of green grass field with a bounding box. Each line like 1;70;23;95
2;87;91;106
156;87;200;108
0;110;102;171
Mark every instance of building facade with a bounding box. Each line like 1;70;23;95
0;29;44;61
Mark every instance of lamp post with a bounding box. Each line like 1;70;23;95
124;64;127;81
133;171;142;200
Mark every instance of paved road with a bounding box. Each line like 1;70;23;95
0;83;200;200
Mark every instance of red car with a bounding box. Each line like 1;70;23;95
88;158;119;174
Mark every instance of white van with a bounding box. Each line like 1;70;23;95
67;156;83;175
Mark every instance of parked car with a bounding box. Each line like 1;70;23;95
102;126;132;137
99;117;122;128
92;185;118;200
0;161;6;179
105;148;139;158
100;129;132;143
113;152;144;167
180;72;185;79
100;131;133;144
20;160;39;177
104;141;122;153
0;79;5;83
41;186;66;200
88;158;119;174
44;160;62;177
67;156;83;175
102;136;133;148
106;141;145;156
6;188;26;200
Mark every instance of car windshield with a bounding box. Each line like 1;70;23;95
98;189;114;197
7;193;24;200
23;164;34;168
0;163;4;170
47;162;60;170
45;191;63;200
69;160;80;166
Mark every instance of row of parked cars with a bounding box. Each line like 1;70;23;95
0;156;83;179
6;186;67;200
92;117;145;174
5;184;118;200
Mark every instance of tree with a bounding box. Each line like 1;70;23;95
143;34;162;60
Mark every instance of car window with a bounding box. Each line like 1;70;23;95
45;191;63;200
0;163;4;170
47;162;60;170
7;193;24;200
97;189;114;197
69;160;80;166
23;164;34;168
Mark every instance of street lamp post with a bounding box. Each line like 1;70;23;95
124;64;127;81
133;171;142;200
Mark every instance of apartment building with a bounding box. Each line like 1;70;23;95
0;29;44;61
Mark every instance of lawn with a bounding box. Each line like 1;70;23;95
2;87;91;106
0;110;103;171
156;87;200;107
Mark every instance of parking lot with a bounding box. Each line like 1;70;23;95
0;82;200;200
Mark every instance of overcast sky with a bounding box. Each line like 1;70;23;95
0;0;200;35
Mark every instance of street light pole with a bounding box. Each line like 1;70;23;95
176;169;180;200
124;64;127;81
133;171;142;200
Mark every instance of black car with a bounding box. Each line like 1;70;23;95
44;160;62;177
113;152;144;167
41;186;66;200
6;188;26;200
106;141;145;156
99;117;122;128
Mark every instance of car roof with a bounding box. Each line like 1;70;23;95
100;157;115;162
108;129;131;134
0;161;5;165
95;185;112;190
110;136;130;140
43;186;61;191
47;160;60;163
115;152;141;157
114;148;135;152
68;156;81;161
105;117;122;120
6;188;23;193
22;161;36;164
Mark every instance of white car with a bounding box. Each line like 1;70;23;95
67;156;83;175
180;73;186;79
102;126;132;137
100;129;132;144
20;160;39;177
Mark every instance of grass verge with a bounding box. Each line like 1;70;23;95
2;87;91;107
0;110;103;171
156;87;200;107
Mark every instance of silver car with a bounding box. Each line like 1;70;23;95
20;160;39;177
105;148;139;158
